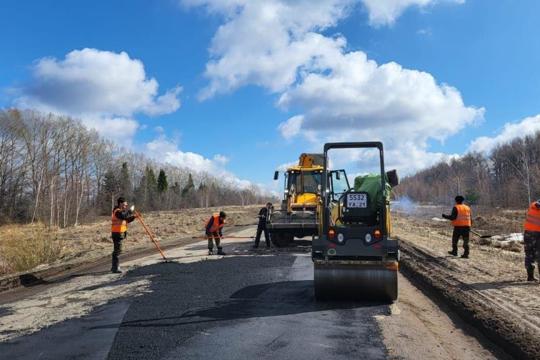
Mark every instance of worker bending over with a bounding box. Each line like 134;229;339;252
206;211;227;255
111;197;136;273
524;199;540;281
442;195;471;259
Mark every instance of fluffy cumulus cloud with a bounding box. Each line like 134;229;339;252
276;48;483;174
185;0;473;174
468;115;540;154
361;0;464;27
15;48;181;143
183;0;355;99
145;132;253;189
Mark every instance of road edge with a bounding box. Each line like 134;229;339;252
0;225;255;294
399;239;538;360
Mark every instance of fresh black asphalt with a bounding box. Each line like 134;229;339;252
1;241;392;359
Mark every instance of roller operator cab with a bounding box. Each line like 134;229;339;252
312;142;400;302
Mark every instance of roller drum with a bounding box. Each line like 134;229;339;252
314;263;397;302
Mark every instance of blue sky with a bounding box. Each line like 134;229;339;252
1;0;540;191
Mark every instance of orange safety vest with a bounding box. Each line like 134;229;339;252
524;203;540;232
111;208;128;233
452;204;471;227
206;213;224;233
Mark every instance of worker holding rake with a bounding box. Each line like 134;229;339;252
111;197;136;273
206;211;227;255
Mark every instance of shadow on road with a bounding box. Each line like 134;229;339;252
105;254;386;359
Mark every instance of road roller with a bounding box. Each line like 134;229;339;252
312;142;400;302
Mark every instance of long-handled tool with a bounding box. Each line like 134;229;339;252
191;235;255;239
134;210;168;261
471;229;493;238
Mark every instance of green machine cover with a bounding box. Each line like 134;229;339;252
353;174;392;214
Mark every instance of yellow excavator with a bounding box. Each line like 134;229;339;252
269;153;324;247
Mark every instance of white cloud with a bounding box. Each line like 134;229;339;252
185;0;465;98
184;0;474;175
80;116;140;146
144;133;255;190
277;48;483;139
183;0;355;99
468;115;540;154
276;46;483;174
15;48;181;146
278;115;304;139
361;0;464;27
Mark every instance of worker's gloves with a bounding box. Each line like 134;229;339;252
130;205;135;212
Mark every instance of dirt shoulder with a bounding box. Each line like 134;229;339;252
393;210;540;359
0;205;260;280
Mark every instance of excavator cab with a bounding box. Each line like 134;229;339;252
268;154;324;247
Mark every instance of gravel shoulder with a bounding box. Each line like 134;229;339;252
394;211;540;359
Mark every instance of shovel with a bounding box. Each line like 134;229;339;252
470;229;493;238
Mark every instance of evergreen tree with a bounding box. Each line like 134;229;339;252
145;166;158;210
182;173;195;197
101;169;120;214
119;162;132;199
134;172;147;209
157;169;168;193
146;166;157;192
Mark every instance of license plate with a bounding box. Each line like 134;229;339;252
347;193;367;208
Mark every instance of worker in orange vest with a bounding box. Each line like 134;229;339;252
206;211;227;255
442;195;472;258
523;199;540;281
111;197;136;273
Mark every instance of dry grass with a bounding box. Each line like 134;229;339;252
0;205;261;277
0;224;66;275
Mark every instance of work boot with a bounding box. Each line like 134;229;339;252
217;247;226;255
460;253;469;259
448;250;457;256
111;268;122;274
208;249;214;255
527;266;536;282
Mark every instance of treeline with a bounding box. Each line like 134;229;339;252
399;131;540;208
0;109;274;227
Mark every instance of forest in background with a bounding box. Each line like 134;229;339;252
0;109;274;227
398;131;540;208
